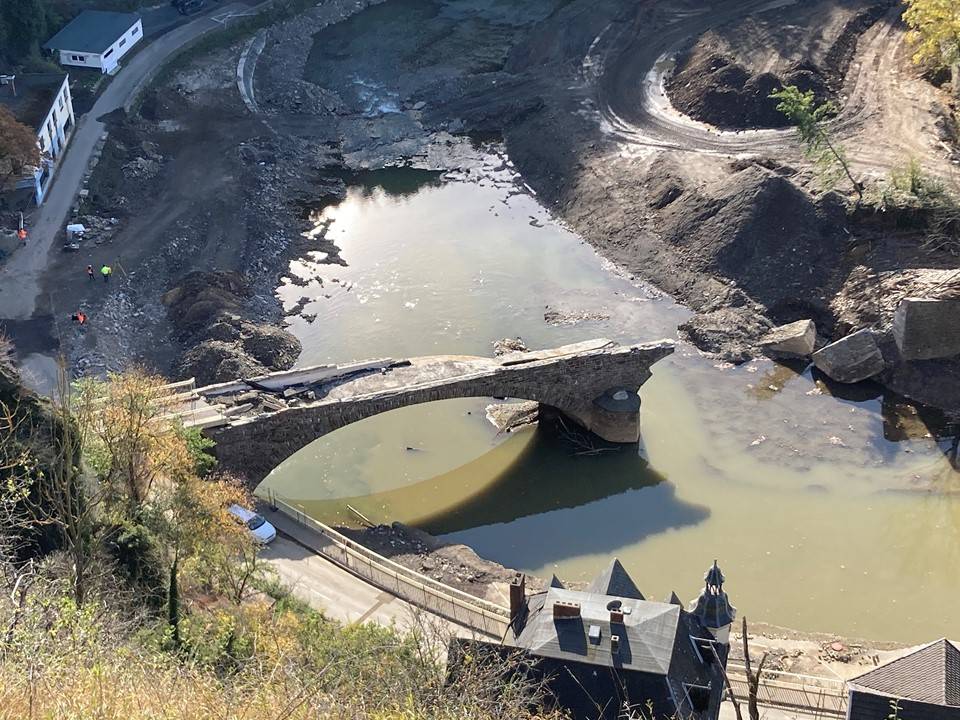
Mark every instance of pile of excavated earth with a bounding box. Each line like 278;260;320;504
666;0;892;128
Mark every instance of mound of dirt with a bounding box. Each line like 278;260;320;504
667;53;820;128
162;270;250;337
340;521;543;604
666;2;889;129
655;164;849;320
163;271;301;385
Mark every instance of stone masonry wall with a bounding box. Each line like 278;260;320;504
207;341;674;484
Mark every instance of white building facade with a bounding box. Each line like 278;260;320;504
1;74;76;205
31;75;76;203
44;11;143;75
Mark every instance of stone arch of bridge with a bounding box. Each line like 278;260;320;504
202;340;674;486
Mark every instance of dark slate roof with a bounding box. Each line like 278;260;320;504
667;591;683;606
0;74;68;130
514;586;681;675
549;574;565;589
44;10;140;54
586;558;645;600
850;640;960;706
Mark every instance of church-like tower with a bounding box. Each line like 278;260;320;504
689;560;737;644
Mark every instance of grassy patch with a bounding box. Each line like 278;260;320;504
868;159;960;254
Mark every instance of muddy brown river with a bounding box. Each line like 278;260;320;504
263;155;959;643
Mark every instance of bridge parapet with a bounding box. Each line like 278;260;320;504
189;338;673;484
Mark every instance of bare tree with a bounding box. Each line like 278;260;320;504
742;617;768;720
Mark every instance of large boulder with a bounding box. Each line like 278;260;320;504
758;319;816;358
812;329;885;383
892;297;960;361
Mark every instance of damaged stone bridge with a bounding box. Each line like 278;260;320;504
172;338;674;484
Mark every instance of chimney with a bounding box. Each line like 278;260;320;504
611;634;621;654
552;601;581;620
509;573;526;620
610;609;624;624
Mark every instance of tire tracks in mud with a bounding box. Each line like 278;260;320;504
589;0;951;177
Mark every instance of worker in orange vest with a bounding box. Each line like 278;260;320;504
17;228;27;244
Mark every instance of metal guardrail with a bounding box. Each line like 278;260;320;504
727;664;848;718
270;496;511;639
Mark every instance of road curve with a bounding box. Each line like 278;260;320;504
589;0;929;173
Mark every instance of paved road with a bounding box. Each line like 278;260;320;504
0;1;256;322
260;506;492;639
262;536;436;629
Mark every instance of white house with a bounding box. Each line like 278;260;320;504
43;10;143;75
0;74;75;205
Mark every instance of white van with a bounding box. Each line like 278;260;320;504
227;504;277;544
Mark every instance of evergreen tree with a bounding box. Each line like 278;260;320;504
1;0;48;62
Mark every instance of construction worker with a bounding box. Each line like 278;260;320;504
17;227;27;244
101;264;112;282
71;311;87;325
86;264;95;281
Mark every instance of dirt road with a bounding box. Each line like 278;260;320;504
593;0;953;178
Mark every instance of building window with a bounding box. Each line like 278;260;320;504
70;54;86;62
130;25;140;36
103;48;114;58
58;94;64;110
119;38;126;48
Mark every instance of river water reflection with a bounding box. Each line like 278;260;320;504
264;157;959;643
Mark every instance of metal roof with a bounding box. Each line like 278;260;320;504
44;11;140;54
515;586;681;675
850;639;960;706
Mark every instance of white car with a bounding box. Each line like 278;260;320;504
227;504;277;544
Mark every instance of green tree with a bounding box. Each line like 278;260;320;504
903;0;960;70
1;0;48;61
770;85;864;205
73;370;195;516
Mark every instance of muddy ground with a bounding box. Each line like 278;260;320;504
666;0;891;128
26;0;960;410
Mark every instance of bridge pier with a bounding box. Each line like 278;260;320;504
581;386;643;443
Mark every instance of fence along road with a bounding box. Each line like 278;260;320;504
726;664;848;719
264;496;511;639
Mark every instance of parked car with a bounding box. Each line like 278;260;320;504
227;504;277;544
171;0;206;15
